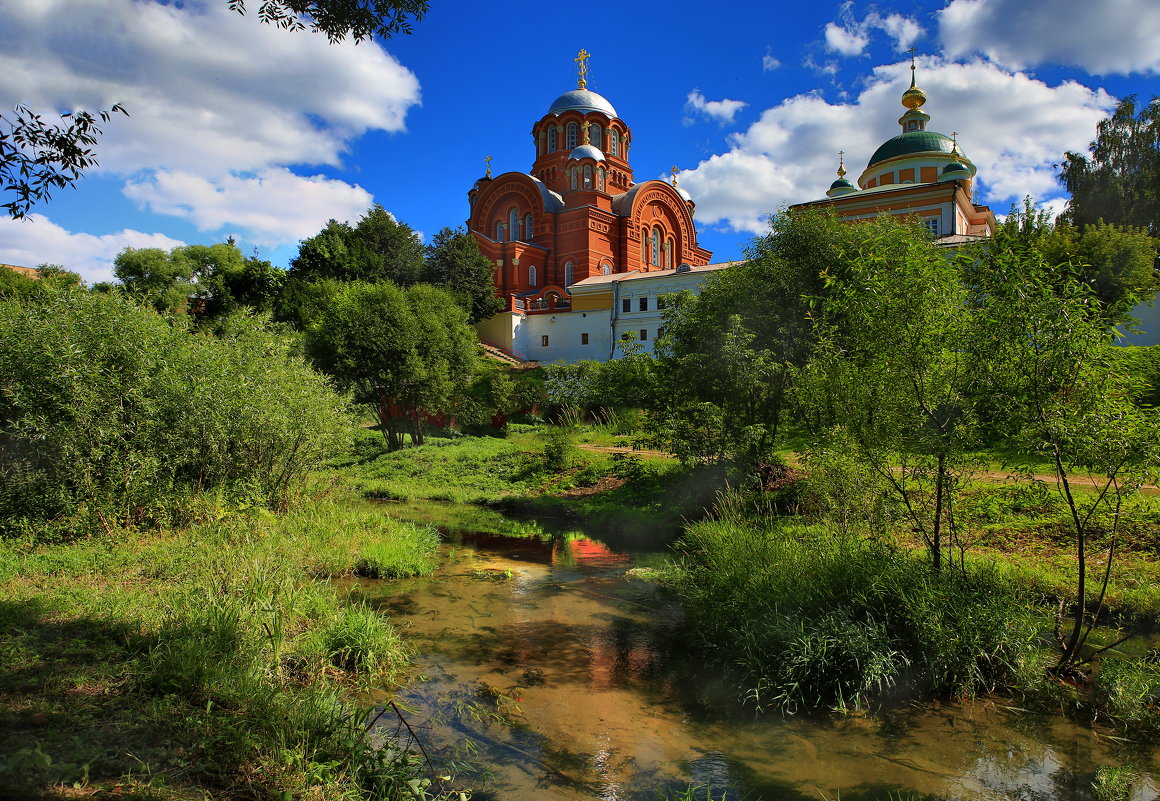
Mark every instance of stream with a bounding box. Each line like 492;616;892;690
348;502;1160;801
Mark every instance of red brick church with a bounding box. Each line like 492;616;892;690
467;51;712;313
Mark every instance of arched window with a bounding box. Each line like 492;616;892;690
547;127;557;152
590;125;602;151
496;221;505;242
623;136;630;157
538;131;545;155
524;213;534;240
566;122;579;149
641;231;648;263
598;167;606;191
609;129;619;157
583;165;593;189
651;228;662;266
564;261;574;287
664;237;674;268
529;265;537;286
570;168;578;191
602;263;611;276
509;208;520;241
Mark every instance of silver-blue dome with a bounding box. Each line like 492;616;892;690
548;89;617;117
568;144;605;161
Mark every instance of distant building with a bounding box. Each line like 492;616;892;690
1;263;39;279
470;51;714;364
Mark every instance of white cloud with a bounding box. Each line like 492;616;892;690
0;0;422;176
824;21;870;56
123;168;374;247
685;90;749;125
823;4;925;57
874;12;924;52
763;48;782;71
680;59;1114;235
939;0;1160;75
0;215;185;284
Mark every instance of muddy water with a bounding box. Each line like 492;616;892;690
352;505;1160;801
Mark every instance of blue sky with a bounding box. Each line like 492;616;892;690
1;0;1157;283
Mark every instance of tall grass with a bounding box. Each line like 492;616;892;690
0;498;447;798
669;514;1038;712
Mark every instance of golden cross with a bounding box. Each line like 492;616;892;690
907;47;919;86
670;165;680;186
484;154;492;177
581;120;591;144
575;49;590;89
837;150;846;178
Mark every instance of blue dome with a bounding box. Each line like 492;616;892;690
548;89;617;117
568;144;605;161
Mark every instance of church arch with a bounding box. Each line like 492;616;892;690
590;124;602;151
529;265;537;286
547;127;557;152
566;122;579;149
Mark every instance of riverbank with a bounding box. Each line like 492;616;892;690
0;497;452;799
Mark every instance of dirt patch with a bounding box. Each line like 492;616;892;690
557;474;626;498
576;443;672;459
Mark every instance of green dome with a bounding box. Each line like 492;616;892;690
867;131;957;168
829;177;855;190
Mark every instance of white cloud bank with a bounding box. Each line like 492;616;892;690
680;59;1114;235
0;0;421;175
0;0;421;261
685;90;749;125
123;168;374;247
0;215;185;284
940;0;1160;76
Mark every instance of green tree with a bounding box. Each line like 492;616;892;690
305;282;478;449
797;216;981;572
113;247;197;314
645;209;860;479
423;226;503;323
991;198;1158;318
1;103;128;219
228;0;428;43
971;239;1159;672
1059;95;1160;236
114;241;277;319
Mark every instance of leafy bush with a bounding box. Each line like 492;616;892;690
0;292;348;537
1092;657;1160;735
669;516;1038;711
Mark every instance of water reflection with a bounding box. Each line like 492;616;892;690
354;505;1160;801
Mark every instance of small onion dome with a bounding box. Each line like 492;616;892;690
941;161;971;181
548;89;618;117
827;177;857;197
902;84;927;110
675;185;692;202
568;144;605;161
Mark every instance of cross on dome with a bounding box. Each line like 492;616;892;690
575;49;590;90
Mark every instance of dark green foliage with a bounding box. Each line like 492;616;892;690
671;517;1037;712
988;199;1158;319
230;0;429;43
1059;95;1160;237
1;103;127;219
305;282;479;449
113;240;286;321
1109;345;1160;407
0;292;347;537
423;225;504;323
290;206;425;288
0;268;39;299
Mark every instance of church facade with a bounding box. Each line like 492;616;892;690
792;57;997;243
471;52;715;363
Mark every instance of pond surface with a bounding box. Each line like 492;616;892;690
350;503;1160;801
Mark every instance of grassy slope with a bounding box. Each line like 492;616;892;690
0;498;445;800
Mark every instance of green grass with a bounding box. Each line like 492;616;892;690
335;429;545;504
0;497;450;800
666;514;1040;712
